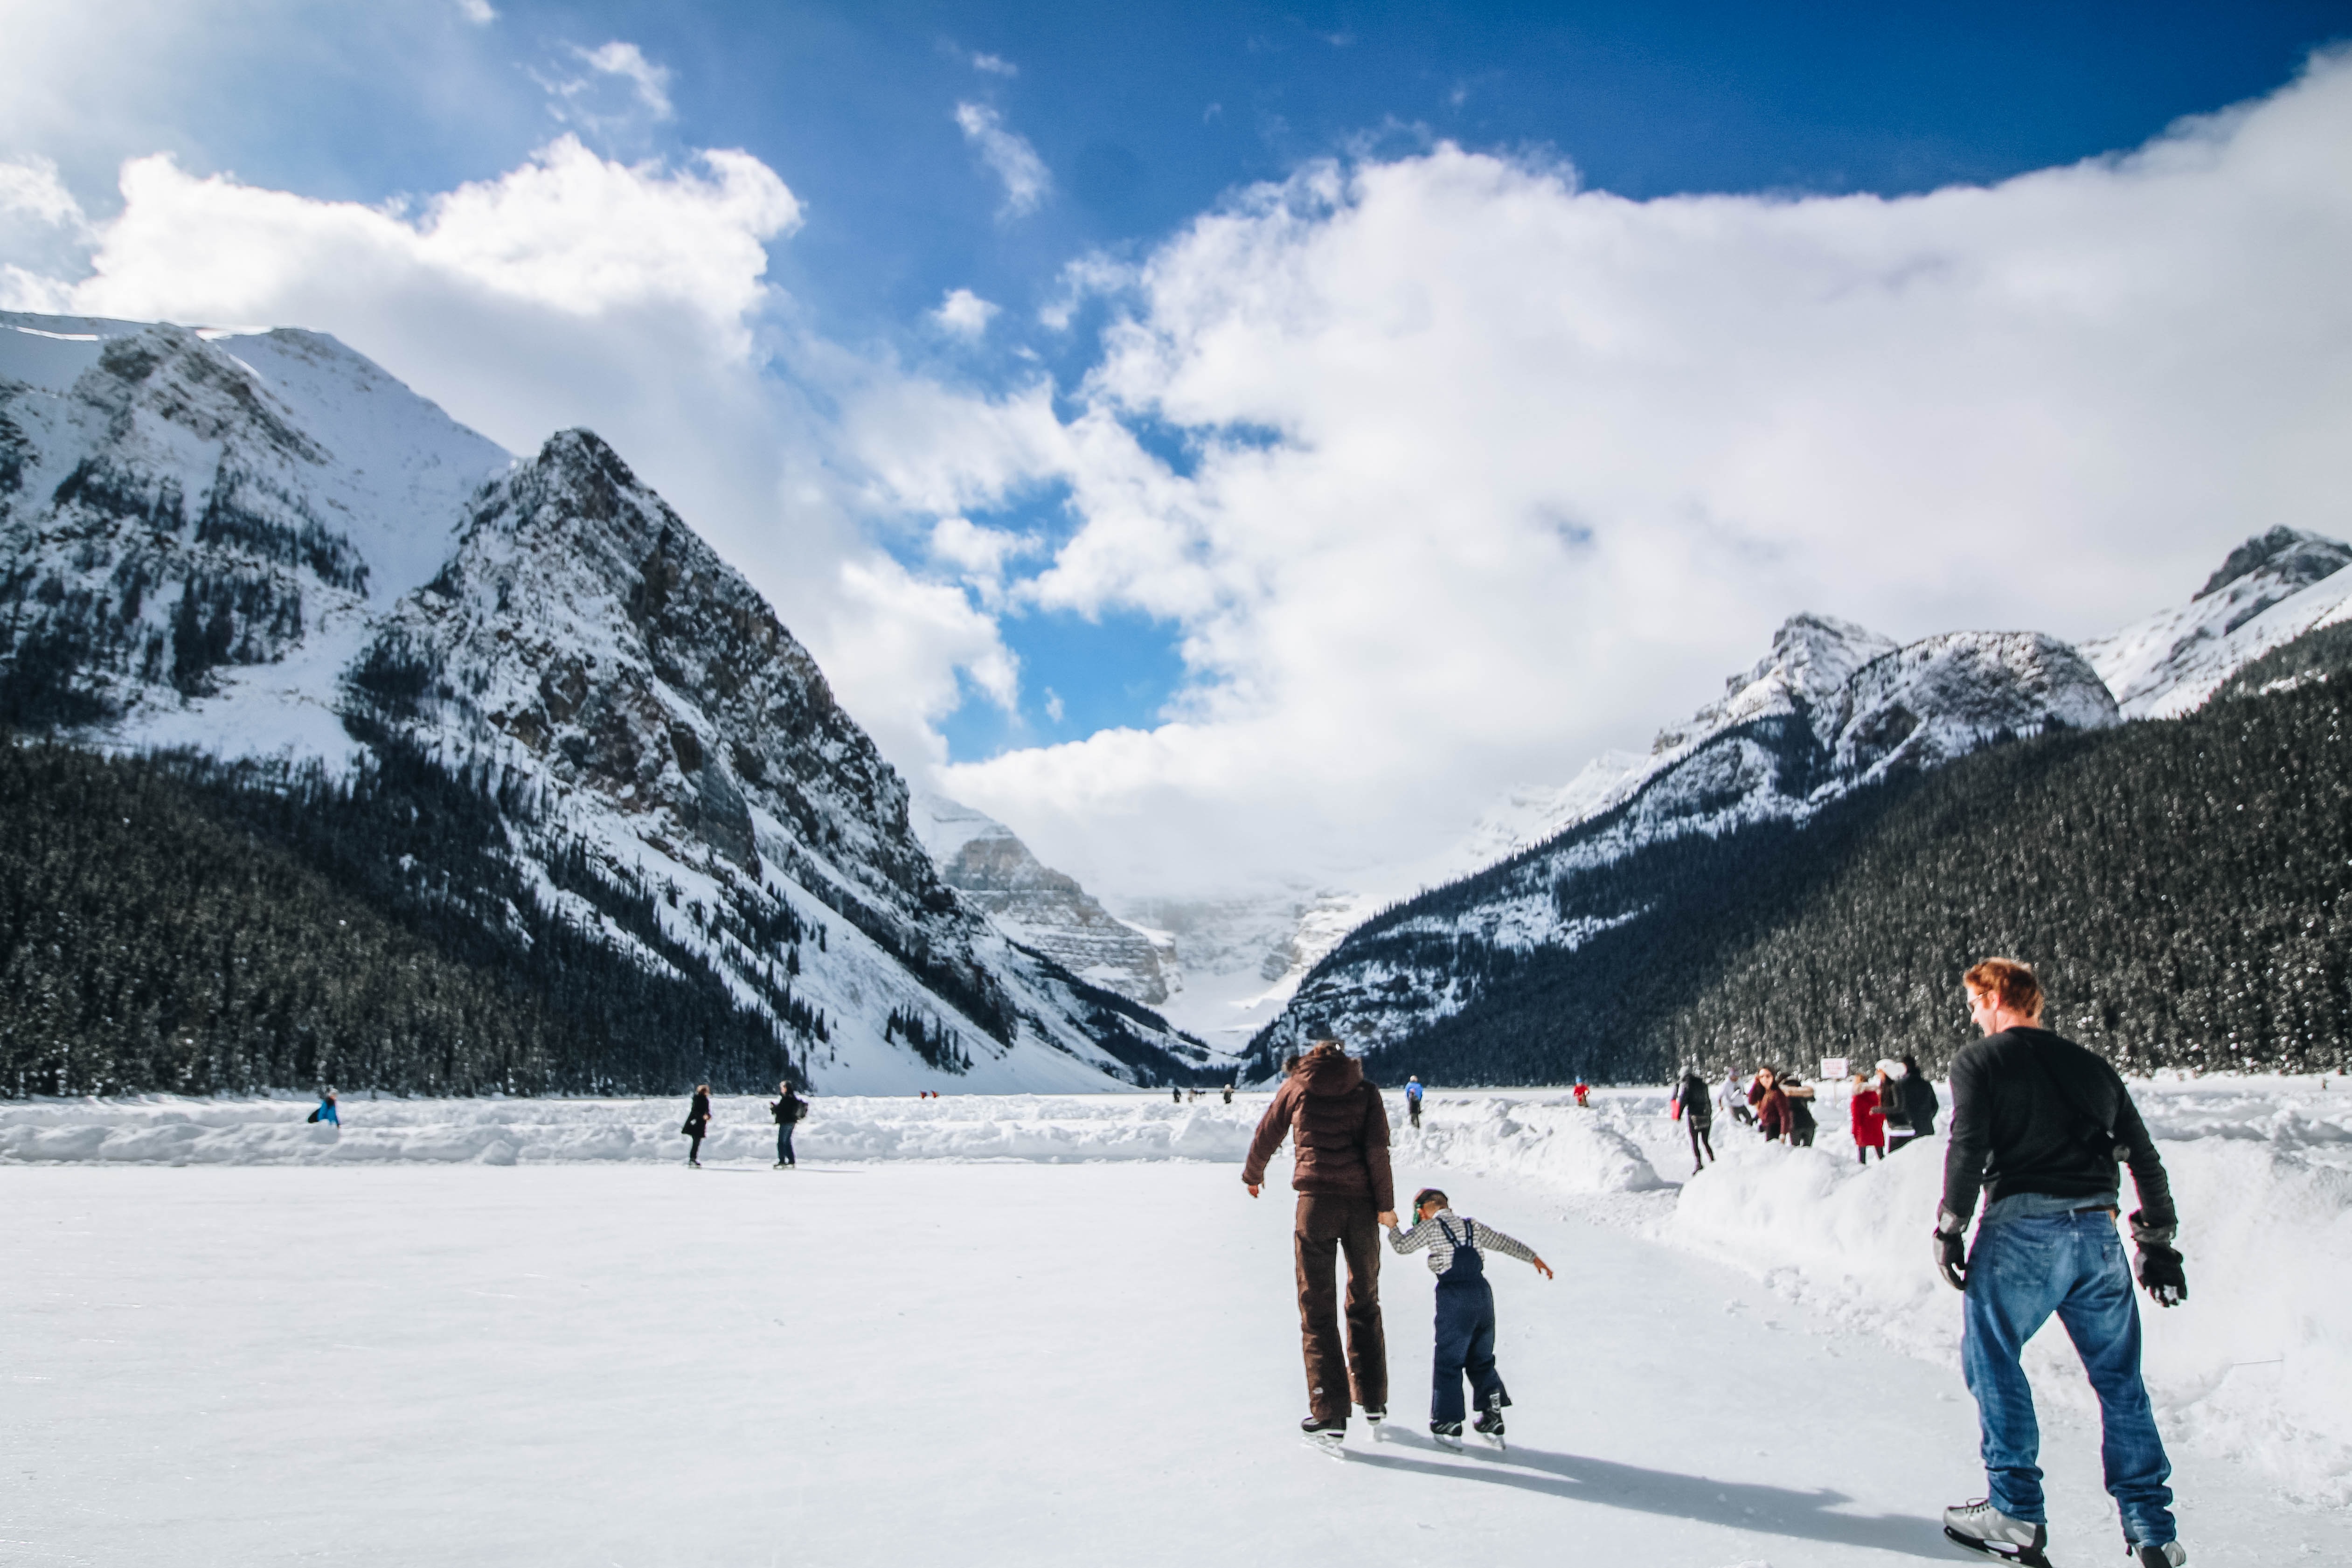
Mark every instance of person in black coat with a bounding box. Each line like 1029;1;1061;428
1903;1054;1941;1138
682;1083;713;1167
770;1080;806;1168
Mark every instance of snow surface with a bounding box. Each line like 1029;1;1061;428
7;1075;2351;1541
9;1153;2345;1567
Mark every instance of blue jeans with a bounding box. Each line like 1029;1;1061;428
776;1124;795;1166
1962;1205;2174;1546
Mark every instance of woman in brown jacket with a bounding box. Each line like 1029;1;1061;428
1242;1040;1397;1449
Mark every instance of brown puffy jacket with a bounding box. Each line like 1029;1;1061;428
1242;1049;1395;1212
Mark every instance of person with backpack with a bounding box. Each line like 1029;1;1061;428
1242;1039;1396;1453
1935;958;2187;1568
1670;1066;1715;1173
770;1080;807;1168
1405;1075;1424;1128
681;1083;713;1167
1388;1186;1554;1446
307;1088;339;1127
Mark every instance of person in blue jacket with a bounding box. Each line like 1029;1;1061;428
1405;1076;1424;1129
307;1089;339;1126
1388;1187;1553;1443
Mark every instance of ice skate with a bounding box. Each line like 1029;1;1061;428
1942;1500;2051;1567
1472;1402;1506;1449
2128;1543;2185;1568
1429;1420;1464;1449
1298;1415;1347;1459
1361;1407;1388;1441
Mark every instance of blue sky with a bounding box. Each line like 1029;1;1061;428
6;0;2351;895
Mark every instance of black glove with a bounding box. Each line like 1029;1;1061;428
1933;1206;1969;1291
2130;1210;2187;1307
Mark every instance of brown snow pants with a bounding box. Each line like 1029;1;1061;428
1295;1193;1388;1423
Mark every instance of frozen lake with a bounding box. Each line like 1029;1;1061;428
5;1154;2345;1566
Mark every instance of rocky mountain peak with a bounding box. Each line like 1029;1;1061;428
1651;612;1897;756
2195;527;2352;601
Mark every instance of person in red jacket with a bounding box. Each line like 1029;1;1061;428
1850;1070;1887;1164
1753;1067;1791;1143
1572;1081;1590;1108
1243;1039;1396;1449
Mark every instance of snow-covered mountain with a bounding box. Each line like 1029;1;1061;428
2082;527;2352;717
0;311;1203;1094
1248;615;2118;1071
909;792;1181;1007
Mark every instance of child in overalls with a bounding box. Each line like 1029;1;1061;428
1387;1187;1554;1444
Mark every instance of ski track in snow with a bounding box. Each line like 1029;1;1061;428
7;1076;2352;1541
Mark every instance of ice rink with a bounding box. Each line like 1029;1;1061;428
6;1155;2345;1567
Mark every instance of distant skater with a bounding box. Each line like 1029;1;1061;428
1721;1069;1755;1127
1754;1068;1790;1143
1242;1039;1395;1453
1223;1084;1235;1104
770;1080;806;1168
1406;1075;1424;1128
1572;1080;1590;1109
308;1088;340;1126
1388;1187;1553;1446
1851;1070;1887;1163
1785;1075;1818;1149
681;1083;712;1167
1671;1066;1715;1173
1174;1085;1183;1103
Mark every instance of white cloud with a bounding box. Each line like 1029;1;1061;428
69;136;796;348
894;51;2352;902
534;40;676;137
931;286;1000;337
954;102;1051;218
457;0;497;24
573;42;673;121
0;154;96;309
971;53;1018;78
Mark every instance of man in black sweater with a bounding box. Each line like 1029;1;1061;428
1934;958;2188;1568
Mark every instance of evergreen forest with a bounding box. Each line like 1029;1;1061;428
0;728;809;1098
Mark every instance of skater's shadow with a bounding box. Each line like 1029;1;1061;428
1349;1436;1951;1560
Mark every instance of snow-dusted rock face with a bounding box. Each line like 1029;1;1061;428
1828;631;2119;779
1250;615;2118;1075
2084;527;2352;718
911;793;1176;1006
0;314;509;726
1;311;1203;1094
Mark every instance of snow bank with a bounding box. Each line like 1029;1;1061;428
1400;1093;1670;1197
0;1092;1264;1167
0;1090;1666;1194
1664;1077;2352;1505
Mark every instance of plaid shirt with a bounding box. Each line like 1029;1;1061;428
1387;1209;1539;1274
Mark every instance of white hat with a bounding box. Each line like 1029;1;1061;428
1877;1059;1905;1077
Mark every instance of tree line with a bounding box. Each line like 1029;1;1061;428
0;726;809;1098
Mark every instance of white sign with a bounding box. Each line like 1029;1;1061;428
1820;1056;1851;1082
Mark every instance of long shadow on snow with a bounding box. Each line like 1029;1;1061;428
1349;1436;1949;1560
